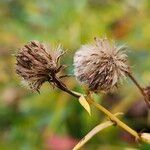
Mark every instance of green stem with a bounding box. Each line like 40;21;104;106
54;79;141;141
87;98;140;140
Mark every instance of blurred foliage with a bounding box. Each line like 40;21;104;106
0;0;150;149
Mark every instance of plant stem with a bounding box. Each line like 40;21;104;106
87;98;140;140
73;113;125;150
127;72;144;95
73;121;114;150
54;78;140;141
126;72;150;108
54;82;140;140
53;76;80;98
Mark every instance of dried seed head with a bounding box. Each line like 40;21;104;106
16;41;64;92
74;37;129;92
144;86;150;102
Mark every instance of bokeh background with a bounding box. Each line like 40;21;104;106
0;0;150;149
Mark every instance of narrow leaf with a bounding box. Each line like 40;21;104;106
79;95;91;116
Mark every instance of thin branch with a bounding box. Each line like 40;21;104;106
52;76;142;142
88;91;140;140
127;72;144;95
73;113;123;150
87;98;140;140
59;74;74;79
73;121;114;150
52;76;80;98
126;72;150;108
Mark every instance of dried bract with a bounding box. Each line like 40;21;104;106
74;37;129;92
144;86;150;102
16;41;64;92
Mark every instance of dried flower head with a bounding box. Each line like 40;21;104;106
16;41;64;92
74;37;129;92
144;86;150;102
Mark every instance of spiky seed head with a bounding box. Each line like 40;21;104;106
144;86;150;102
16;41;64;92
74;37;129;92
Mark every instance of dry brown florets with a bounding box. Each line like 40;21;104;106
74;37;129;92
16;41;64;92
144;86;150;102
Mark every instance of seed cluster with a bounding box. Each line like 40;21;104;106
16;41;63;92
16;38;130;93
74;38;129;92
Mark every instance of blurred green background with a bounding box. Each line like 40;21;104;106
0;0;150;149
